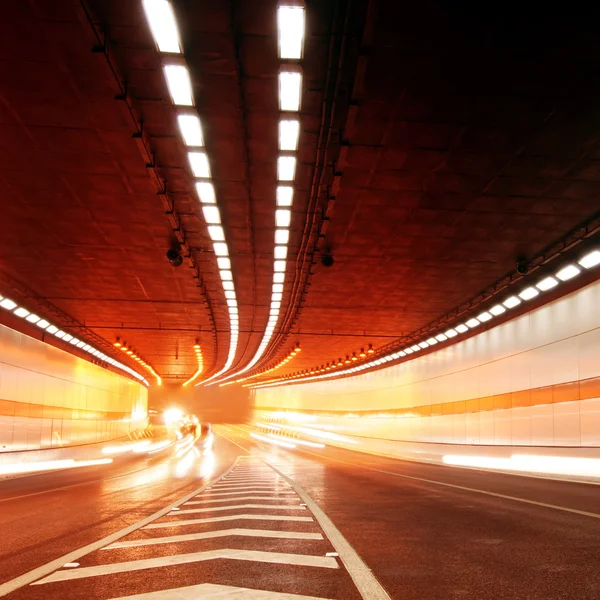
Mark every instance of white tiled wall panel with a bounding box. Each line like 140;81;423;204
255;278;600;448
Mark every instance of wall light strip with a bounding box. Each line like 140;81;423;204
250;244;600;389
0;294;150;386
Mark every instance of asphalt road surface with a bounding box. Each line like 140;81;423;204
1;425;599;599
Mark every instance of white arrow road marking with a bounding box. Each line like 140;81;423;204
195;490;296;497
102;528;323;549
33;549;339;584
106;582;334;599
174;504;306;515
185;496;300;505
143;514;314;530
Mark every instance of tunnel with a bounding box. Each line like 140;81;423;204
1;1;600;598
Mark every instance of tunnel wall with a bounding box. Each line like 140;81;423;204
253;277;600;456
0;323;148;452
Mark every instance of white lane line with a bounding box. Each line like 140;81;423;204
143;514;315;530
33;549;339;584
0;458;241;597
291;447;600;521
195;490;296;497
106;582;333;600
174;504;306;514
223;426;600;521
185;496;300;505
102;528;323;549
267;463;392;600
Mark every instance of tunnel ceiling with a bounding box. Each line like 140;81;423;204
1;0;600;385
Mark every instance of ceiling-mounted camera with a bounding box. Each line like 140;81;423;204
167;246;183;267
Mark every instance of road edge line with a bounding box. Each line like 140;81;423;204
0;457;241;596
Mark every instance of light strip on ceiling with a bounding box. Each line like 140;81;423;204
143;0;240;383
142;0;182;53
250;246;600;389
182;343;204;386
205;3;306;386
0;294;150;386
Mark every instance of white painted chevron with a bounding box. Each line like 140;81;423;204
102;528;323;549
106;582;333;599
173;504;306;515
142;514;314;530
33;549;338;584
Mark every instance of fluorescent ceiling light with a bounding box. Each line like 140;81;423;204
410;345;421;352
503;295;521;309
435;333;447;342
225;290;236;299
54;330;66;338
76;341;85;348
275;209;291;227
455;324;469;333
519;287;539;300
274;245;288;259
36;319;50;329
279;70;302;111
276;185;294;207
208;225;225;241
188;151;210;178
26;314;40;323
477;311;492;322
14;307;29;318
177;114;204;146
202;205;221;224
0;298;17;310
217;257;231;270
277;156;296;181
279;119;300;151
272;292;283;301
404;348;413;354
142;0;181;53
536;276;558;291
277;6;305;59
226;299;236;308
579;249;600;269
274;260;286;272
163;64;193;106
196;182;216;204
223;281;234;290
445;328;457;338
213;242;228;256
274;272;285;283
275;229;290;244
426;337;437;345
63;334;73;342
466;318;480;328
273;283;283;293
556;264;581;281
271;300;281;309
418;341;429;349
489;304;506;316
220;270;233;281
69;338;79;345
